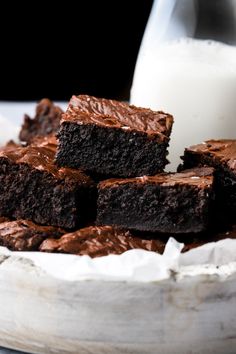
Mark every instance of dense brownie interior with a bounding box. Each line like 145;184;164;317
97;167;214;234
0;144;96;229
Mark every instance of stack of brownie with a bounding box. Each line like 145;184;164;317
0;96;235;257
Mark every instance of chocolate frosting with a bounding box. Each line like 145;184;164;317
0;219;64;251
99;167;214;190
0;144;93;184
40;225;166;257
185;140;236;173
62;95;173;142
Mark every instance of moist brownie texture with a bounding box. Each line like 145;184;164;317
179;140;236;223
40;225;166;257
97;167;214;234
56;95;173;177
0;144;96;229
19;99;63;143
0;219;64;251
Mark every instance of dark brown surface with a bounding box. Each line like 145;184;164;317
64;95;173;142
0;144;91;182
2;140;21;150
181;225;236;252
39;223;236;257
0;219;64;251
30;135;58;151
56;95;173;178
19;99;63;143
180;139;236;225
97;167;214;234
0;217;9;223
99;167;214;189
0;144;96;229
40;225;166;257
180;140;236;173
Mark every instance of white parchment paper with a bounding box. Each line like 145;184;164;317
0;237;236;283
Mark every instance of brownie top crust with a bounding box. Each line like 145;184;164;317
0;145;92;184
99;167;214;189
0;219;63;251
185;139;236;173
61;95;173;142
40;225;166;257
30;134;58;151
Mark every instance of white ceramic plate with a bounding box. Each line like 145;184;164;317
0;103;236;354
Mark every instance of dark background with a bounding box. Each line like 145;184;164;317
0;1;153;101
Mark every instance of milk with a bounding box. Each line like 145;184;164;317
131;38;236;171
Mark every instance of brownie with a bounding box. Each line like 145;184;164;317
0;140;21;151
179;140;236;223
30;134;58;151
181;225;236;252
39;223;236;257
0;144;96;229
0;219;64;251
97;167;214;234
19;98;63;143
56;95;173;177
0;217;9;223
39;225;166;257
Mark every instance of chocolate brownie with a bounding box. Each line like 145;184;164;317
0;219;64;251
19;98;63;143
39;225;166;257
179;140;236;223
56;95;173;177
0;144;96;229
181;225;236;252
39;223;236;257
30;134;58;151
2;140;21;150
0;217;9;223
97;167;214;234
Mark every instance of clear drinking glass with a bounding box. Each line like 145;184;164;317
131;0;236;170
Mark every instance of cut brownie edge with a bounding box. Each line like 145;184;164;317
56;122;169;177
97;168;214;234
0;146;96;229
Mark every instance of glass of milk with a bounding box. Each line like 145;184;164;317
131;0;236;171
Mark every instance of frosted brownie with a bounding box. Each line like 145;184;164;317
56;95;173;177
97;167;214;233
